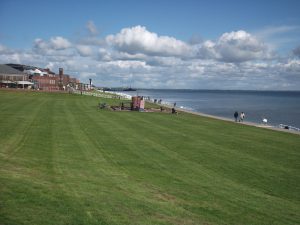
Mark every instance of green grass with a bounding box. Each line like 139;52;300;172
0;90;299;225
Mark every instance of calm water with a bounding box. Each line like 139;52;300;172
122;89;300;128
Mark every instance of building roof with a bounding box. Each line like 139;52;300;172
6;63;35;71
0;64;24;75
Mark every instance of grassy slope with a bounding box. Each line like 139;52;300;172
0;90;299;225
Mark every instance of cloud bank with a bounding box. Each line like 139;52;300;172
0;23;299;90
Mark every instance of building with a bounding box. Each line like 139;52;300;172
0;64;33;88
32;73;59;91
4;64;82;91
31;67;80;91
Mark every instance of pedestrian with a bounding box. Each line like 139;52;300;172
172;108;177;114
262;118;268;125
234;111;238;122
174;102;176;108
239;112;245;122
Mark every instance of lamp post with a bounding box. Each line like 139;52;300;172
89;78;92;90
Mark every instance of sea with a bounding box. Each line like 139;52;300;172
118;89;300;129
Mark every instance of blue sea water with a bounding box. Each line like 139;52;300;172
121;89;300;128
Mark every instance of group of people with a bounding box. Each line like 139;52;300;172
234;111;245;122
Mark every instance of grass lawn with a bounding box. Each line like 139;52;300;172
0;90;299;225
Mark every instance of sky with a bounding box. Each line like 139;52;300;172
0;0;300;90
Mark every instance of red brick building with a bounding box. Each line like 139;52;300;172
33;74;58;91
32;68;80;91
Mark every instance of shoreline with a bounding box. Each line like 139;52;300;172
169;105;300;135
141;97;299;135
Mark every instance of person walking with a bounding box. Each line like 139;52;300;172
239;112;245;122
234;111;239;122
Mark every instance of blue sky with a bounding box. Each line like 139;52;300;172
1;0;300;89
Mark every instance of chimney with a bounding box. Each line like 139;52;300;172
58;68;63;90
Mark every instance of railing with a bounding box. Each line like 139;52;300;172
72;90;130;100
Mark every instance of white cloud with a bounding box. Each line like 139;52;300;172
256;25;300;39
105;60;151;70
34;38;48;51
283;59;300;72
97;47;148;62
196;30;271;62
33;37;73;55
86;21;98;35
0;44;6;53
195;40;218;59
146;56;184;67
217;30;270;62
255;25;300;51
0;44;14;54
188;63;205;77
98;48;112;61
50;37;72;50
76;45;93;56
106;25;191;57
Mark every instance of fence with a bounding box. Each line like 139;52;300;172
72;90;131;100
